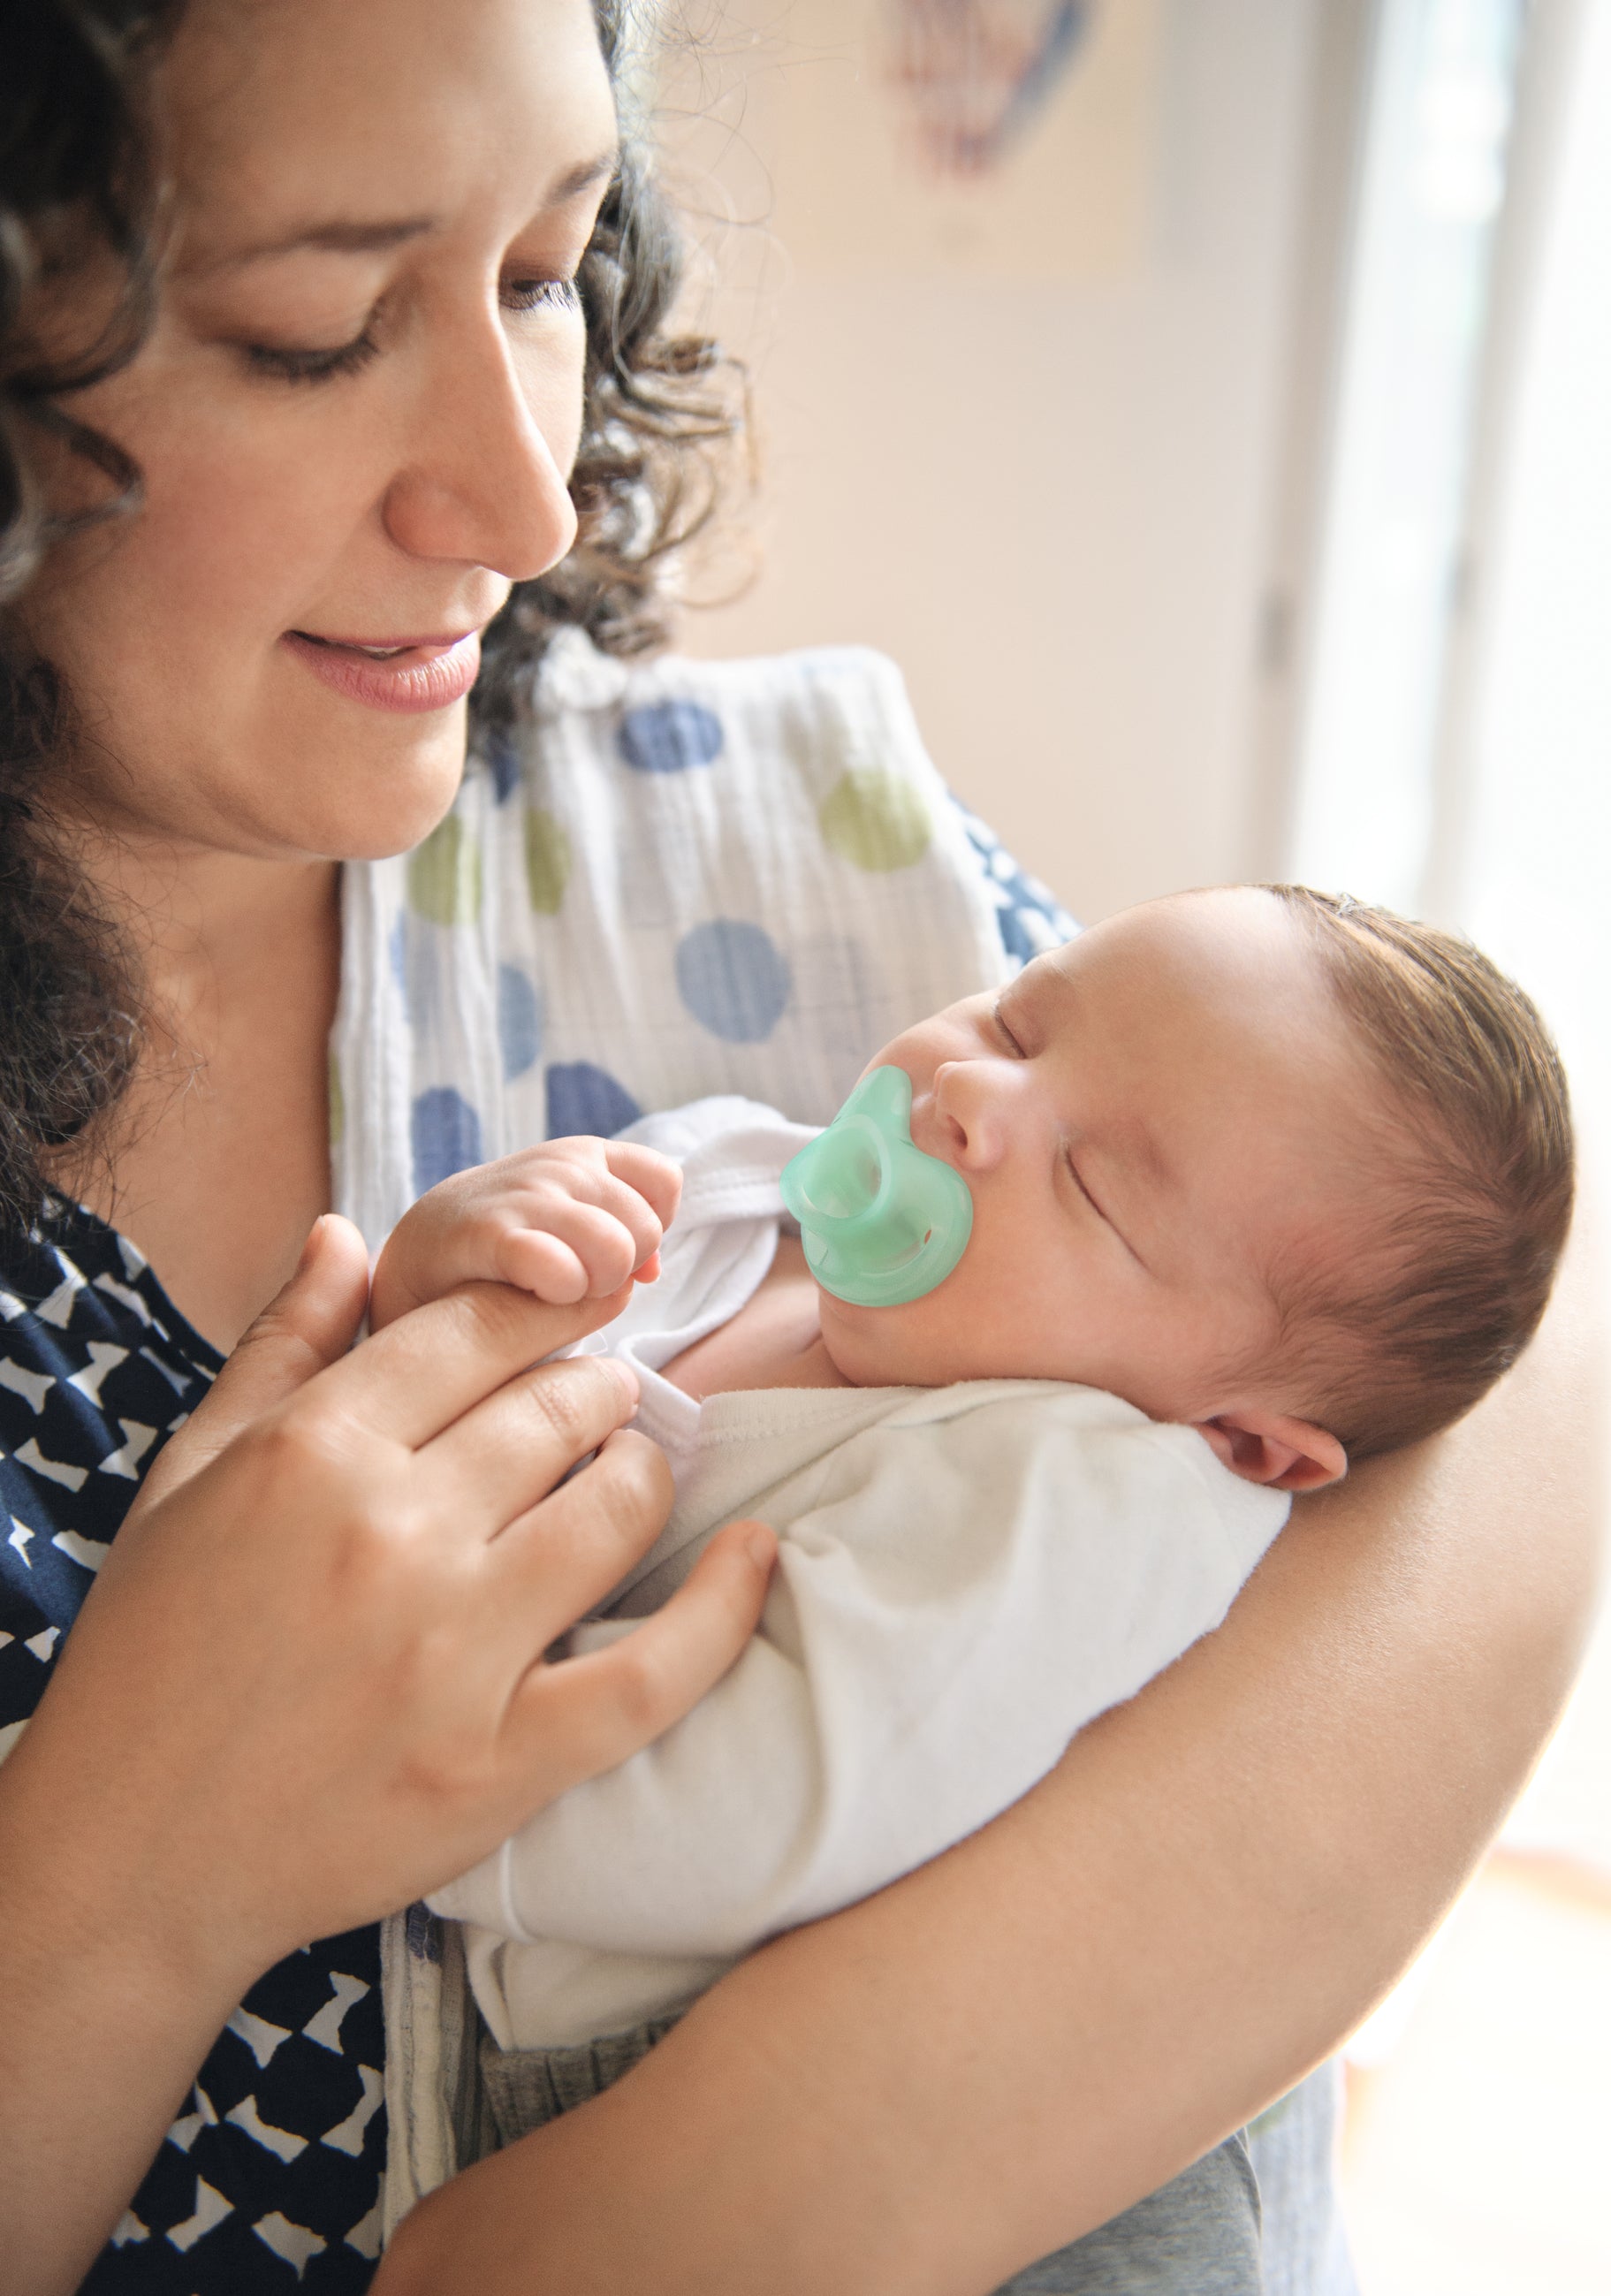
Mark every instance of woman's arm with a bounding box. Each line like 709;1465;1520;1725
377;1232;1602;2296
0;1220;772;2296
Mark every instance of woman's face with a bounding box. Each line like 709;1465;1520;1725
20;0;617;864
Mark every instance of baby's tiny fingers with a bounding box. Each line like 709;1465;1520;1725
602;1141;683;1230
493;1228;591;1305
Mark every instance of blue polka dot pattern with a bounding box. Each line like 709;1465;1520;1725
954;800;1079;968
484;731;522;806
390;914;443;1038
497;966;543;1081
411;1088;483;1197
544;1063;643;1140
616;701;725;775
673;918;793;1044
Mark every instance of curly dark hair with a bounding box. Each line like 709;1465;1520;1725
0;0;739;1255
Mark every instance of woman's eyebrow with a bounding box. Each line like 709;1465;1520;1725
192;217;438;273
194;151;619;275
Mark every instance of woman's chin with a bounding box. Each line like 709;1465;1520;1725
308;714;476;862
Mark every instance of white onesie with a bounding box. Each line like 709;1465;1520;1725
427;1098;1290;2054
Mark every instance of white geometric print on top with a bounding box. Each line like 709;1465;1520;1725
7;1517;34;1564
23;1625;59;1662
303;1970;370;2054
168;2084;220;2154
109;2209;149;2247
34;1253;87;1327
343;2196;384;2260
321;2064;384;2157
165;2176;233;2253
0;1357;54;1412
66;1340;129;1405
253;2213;328;2280
225;2094;310;2163
12;1437;87;1490
97;1419;157;1479
140;1342;194;1395
225;2004;293;2068
92;1269;154;1327
51;1528;110;1572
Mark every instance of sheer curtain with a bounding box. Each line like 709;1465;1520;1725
1286;0;1608;1877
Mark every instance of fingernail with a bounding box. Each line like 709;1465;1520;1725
295;1216;325;1275
604;1358;640;1409
745;1524;777;1568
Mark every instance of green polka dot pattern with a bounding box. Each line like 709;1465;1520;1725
524;805;572;916
407;814;483;926
818;768;933;872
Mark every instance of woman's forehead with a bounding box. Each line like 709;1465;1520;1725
163;0;616;243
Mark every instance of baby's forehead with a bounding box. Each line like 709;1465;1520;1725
1030;890;1334;1035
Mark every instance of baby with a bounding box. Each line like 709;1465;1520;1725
369;883;1571;2273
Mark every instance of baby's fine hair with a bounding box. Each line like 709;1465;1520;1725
1262;886;1574;1459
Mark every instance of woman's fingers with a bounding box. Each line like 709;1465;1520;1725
315;1278;632;1448
133;1214;370;1508
416;1354;646;1543
503;1517;777;1800
477;1427;678;1657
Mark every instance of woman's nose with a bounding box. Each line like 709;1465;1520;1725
381;320;581;582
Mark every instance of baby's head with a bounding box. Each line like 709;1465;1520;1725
812;886;1573;1488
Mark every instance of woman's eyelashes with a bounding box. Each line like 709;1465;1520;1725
241;276;581;386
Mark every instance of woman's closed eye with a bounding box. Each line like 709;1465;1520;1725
241;275;581;385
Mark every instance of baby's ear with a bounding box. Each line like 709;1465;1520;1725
1194;1410;1347;1492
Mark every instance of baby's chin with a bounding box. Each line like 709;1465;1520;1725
814;1289;967;1389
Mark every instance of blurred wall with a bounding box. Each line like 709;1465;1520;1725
666;0;1326;923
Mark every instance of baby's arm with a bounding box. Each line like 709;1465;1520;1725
429;1394;1288;1962
369;1138;683;1330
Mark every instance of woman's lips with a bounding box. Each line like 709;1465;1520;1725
281;628;482;714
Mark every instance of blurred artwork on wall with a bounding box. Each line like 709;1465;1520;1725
662;0;1163;283
879;0;1093;179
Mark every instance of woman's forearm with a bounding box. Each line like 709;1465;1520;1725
376;1240;1601;2296
0;1735;261;2296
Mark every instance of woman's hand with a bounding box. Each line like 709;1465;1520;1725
0;1213;774;2296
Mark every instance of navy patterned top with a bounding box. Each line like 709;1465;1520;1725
0;1205;387;2291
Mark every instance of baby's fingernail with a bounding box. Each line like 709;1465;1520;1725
604;1358;640;1409
745;1524;777;1569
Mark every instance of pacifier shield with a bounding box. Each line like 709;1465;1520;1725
780;1067;973;1308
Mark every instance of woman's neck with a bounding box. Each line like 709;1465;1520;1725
49;822;345;1353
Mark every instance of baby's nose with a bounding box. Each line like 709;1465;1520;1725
932;1060;1017;1167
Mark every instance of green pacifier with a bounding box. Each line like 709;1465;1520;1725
780;1067;973;1308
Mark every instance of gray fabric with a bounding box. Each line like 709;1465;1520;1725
992;2133;1262;2293
477;2019;1263;2295
1247;2064;1358;2296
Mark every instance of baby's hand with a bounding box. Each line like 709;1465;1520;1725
369;1138;682;1331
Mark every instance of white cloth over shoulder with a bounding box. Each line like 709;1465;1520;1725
427;1099;1290;2051
331;632;1017;1258
330;636;1026;2231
